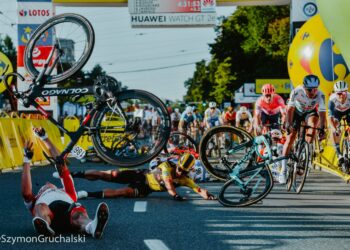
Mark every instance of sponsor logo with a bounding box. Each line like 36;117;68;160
202;0;215;7
18;9;50;17
41;88;89;96
18;24;52;46
303;2;318;17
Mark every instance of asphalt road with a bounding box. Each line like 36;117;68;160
1;160;350;250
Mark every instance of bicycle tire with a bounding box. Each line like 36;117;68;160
199;126;253;181
24;13;95;84
292;141;309;194
91;89;171;167
218;166;273;207
164;131;198;154
342;138;349;160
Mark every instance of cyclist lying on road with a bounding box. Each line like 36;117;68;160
22;127;109;238
55;153;215;201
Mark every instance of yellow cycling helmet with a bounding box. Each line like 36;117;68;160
178;153;195;171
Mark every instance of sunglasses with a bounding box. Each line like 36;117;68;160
264;94;272;98
336;91;346;96
210;107;215;109
305;88;317;92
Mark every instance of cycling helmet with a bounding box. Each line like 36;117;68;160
178;153;195;171
240;106;247;112
185;106;193;114
303;74;320;88
209;102;216;108
334;80;348;92
175;108;180;113
270;129;282;140
262;84;275;95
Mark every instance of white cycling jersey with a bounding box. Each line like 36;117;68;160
328;92;350;116
236;110;253;121
288;86;326;113
204;108;221;120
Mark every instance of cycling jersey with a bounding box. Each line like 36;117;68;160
146;162;200;193
288;86;326;113
255;94;285;116
236;110;253;122
180;113;196;124
204;108;221;121
328;92;350;117
24;169;84;233
224;111;236;122
171;112;181;122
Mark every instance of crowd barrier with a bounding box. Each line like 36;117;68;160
63;115;93;150
0;111;63;171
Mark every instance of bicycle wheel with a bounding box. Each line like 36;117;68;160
199;126;253;181
164;132;198;155
91;89;171;167
24;13;94;84
218;166;273;207
292;141;309;193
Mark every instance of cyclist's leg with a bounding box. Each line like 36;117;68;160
305;112;319;144
330;113;342;161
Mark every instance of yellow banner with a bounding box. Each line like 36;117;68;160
255;79;292;94
0;52;13;94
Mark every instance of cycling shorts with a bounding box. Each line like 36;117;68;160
332;110;350;124
292;108;319;130
261;112;280;129
208;117;219;127
239;119;250;127
111;170;152;197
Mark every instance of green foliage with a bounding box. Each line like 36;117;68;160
184;5;290;104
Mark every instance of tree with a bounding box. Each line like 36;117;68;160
184;5;290;103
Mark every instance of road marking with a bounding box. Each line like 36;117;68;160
144;239;170;250
134;201;147;212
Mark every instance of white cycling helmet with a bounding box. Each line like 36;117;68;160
185;106;193;114
175;108;180;113
209;102;216;108
334;80;348;92
240;106;247;112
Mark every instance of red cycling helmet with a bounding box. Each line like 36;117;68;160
261;84;275;95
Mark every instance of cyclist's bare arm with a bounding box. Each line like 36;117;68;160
163;177;178;197
285;106;295;129
21;141;34;202
319;111;327;128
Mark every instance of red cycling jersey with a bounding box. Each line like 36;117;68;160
255;94;286;116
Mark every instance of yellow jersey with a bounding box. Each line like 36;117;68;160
145;162;200;192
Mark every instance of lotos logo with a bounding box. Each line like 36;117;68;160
19;8;50;17
19;10;27;16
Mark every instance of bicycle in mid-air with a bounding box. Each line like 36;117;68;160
3;13;171;167
199;125;292;207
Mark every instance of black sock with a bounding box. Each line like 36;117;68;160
87;191;104;198
71;171;85;178
334;144;341;155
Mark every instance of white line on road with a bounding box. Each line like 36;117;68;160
144;239;170;250
134;201;147;212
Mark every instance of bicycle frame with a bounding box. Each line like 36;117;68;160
226;135;288;187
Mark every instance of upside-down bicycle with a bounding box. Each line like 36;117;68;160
3;13;171;167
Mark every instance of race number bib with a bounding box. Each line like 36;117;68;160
71;145;86;160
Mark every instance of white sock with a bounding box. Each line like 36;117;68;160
85;221;93;235
281;159;286;174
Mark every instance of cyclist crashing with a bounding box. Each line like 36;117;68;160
254;84;286;135
328;80;350;173
280;74;327;184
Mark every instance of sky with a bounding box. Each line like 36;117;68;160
0;1;236;101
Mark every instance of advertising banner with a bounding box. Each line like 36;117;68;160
0;52;14;94
256;79;292;94
129;0;217;27
290;0;318;40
